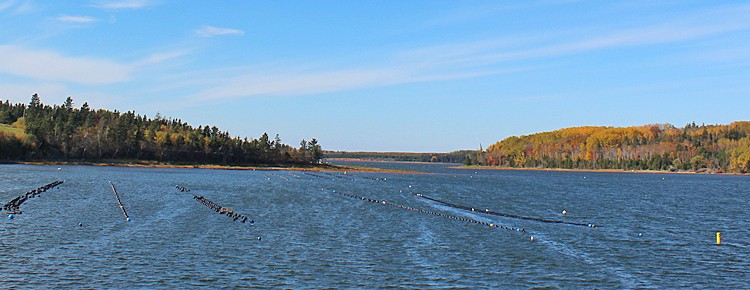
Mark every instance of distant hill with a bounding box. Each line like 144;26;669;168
324;150;473;163
0;94;322;165
479;122;750;174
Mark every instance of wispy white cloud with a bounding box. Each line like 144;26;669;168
92;0;152;10
58;15;97;24
134;50;190;67
0;0;34;14
0;45;132;85
0;0;14;11
195;25;244;37
183;4;750;103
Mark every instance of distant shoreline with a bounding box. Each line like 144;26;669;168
3;160;423;174
455;165;748;176
326;157;458;165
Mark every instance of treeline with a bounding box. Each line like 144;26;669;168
325;150;472;163
476;122;750;173
0;94;323;165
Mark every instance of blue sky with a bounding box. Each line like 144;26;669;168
1;1;749;152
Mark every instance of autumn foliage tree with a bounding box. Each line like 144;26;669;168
485;122;750;173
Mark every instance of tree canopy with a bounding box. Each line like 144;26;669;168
483;122;750;173
0;94;323;165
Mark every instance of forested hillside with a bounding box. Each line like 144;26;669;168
0;94;322;165
478;122;750;173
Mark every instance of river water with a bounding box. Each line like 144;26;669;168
1;162;748;288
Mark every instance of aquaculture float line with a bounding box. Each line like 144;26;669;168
303;172;330;179
326;171;388;181
109;181;130;221
175;185;190;192
319;171;355;180
3;180;64;214
411;192;597;228
265;172;289;181
192;195;253;224
328;189;526;233
304;171;387;182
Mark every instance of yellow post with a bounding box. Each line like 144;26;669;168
716;232;721;245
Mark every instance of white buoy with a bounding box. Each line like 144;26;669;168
562;210;567;215
530;236;535;241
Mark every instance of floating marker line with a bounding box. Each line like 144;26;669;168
108;181;130;221
265;172;289;181
304;171;386;181
176;185;253;224
319;171;355;180
191;194;253;224
303;172;330;179
411;192;596;228
3;180;64;214
328;189;526;233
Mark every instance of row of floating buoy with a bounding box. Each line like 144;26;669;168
3;180;64;216
304;171;387;182
175;185;190;192
109;181;131;221
328;189;526;232
409;192;596;228
319;171;354;180
192;195;253;224
266;172;289;181
302;172;331;180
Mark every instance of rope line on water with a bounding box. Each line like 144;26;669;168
411;192;597;228
3;180;64;214
318;171;387;181
191;195;254;224
180;186;253;224
109;181;130;221
304;171;387;181
328;189;527;233
265;172;289;181
303;172;330;179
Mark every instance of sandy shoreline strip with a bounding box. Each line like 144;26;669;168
6;161;424;174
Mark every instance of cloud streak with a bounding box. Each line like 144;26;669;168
195;25;244;37
92;0;152;10
58;15;97;23
0;0;33;14
0;45;132;85
183;5;750;103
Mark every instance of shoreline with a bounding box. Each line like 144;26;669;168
326;157;458;165
455;165;748;176
3;160;423;174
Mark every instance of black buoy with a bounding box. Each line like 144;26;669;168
257;236;262;241
78;222;83;226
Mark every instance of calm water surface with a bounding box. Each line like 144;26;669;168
1;162;748;288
